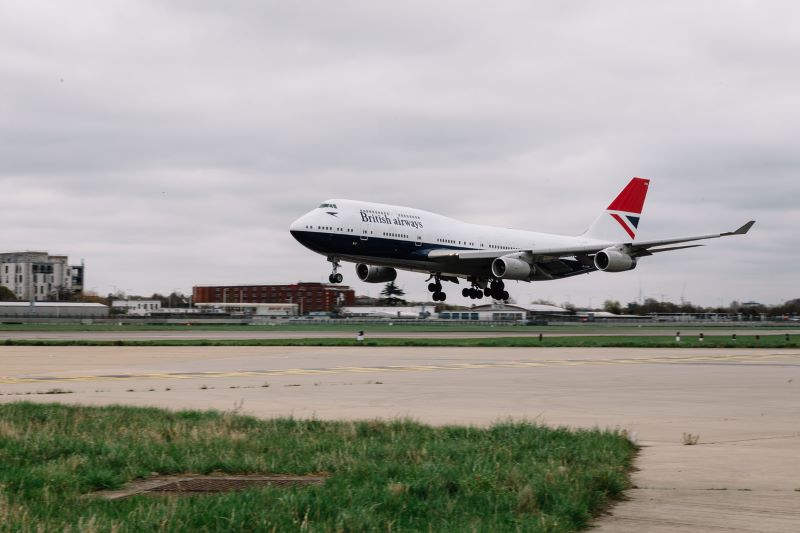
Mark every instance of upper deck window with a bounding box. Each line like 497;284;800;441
319;203;338;209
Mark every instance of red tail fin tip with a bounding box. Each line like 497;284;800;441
607;177;650;214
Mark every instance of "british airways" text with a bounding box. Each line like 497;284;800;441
360;210;424;229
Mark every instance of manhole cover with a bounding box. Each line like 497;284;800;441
94;474;326;500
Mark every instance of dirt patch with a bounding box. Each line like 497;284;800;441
93;473;327;500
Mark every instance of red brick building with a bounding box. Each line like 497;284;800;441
192;283;355;314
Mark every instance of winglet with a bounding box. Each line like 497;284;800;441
722;220;755;236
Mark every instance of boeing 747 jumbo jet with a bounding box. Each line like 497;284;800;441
289;178;754;301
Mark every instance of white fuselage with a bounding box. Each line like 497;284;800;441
289;199;605;279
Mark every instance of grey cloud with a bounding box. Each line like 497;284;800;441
1;1;797;304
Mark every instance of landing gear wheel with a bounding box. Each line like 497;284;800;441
488;278;507;300
328;257;342;284
462;288;470;297
427;274;446;302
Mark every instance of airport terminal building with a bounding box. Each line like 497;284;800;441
192;282;356;314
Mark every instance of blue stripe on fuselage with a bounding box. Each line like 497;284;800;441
289;230;472;261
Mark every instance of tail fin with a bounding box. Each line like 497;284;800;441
583;177;650;241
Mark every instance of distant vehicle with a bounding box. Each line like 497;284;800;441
290;178;754;301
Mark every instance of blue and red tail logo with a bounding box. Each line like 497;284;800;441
607;177;649;239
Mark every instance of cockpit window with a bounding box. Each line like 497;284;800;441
319;203;338;209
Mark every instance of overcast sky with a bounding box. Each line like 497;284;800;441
1;1;798;308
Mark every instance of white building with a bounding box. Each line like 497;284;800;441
341;306;432;319
439;303;569;322
0;252;84;302
111;300;162;316
193;302;298;316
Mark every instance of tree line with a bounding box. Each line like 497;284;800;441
601;297;800;319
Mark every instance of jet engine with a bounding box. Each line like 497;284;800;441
356;264;398;283
491;257;533;281
594;248;637;272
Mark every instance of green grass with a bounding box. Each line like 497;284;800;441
1;322;798;333
2;334;797;348
0;403;635;532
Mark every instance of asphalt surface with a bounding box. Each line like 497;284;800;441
1;345;798;532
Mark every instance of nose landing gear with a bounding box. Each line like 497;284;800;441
328;257;343;284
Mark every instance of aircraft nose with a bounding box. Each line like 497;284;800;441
289;212;311;234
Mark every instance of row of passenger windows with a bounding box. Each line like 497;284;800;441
397;213;421;220
318;203;338;209
436;238;516;250
309;225;515;250
436;238;477;246
305;225;355;233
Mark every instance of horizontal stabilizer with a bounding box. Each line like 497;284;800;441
640;244;704;256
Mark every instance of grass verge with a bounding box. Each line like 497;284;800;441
0;403;635;532
2;334;798;348
2;323;799;333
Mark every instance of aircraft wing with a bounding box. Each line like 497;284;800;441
427;220;755;262
625;220;755;256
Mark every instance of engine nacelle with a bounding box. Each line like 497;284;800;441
356;264;398;283
491;257;533;280
594;248;637;272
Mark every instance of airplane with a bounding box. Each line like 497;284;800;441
289;177;754;301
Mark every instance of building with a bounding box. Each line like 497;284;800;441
111;300;162;316
0;252;84;301
192;283;355;314
439;303;527;321
0;302;107;319
439;303;570;322
341;305;432;319
193;302;297;317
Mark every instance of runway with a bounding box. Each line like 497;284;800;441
2;345;799;532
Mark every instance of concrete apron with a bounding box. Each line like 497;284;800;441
594;436;800;532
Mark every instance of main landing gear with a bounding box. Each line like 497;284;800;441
462;280;485;300
427;275;447;302
460;278;510;301
486;279;510;301
327;257;343;284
